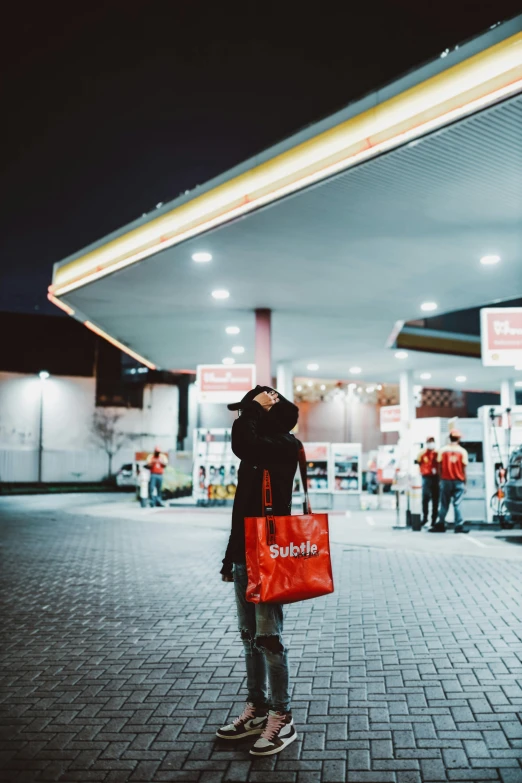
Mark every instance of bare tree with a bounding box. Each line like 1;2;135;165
91;410;128;478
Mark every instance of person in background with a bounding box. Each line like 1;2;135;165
146;446;168;507
430;429;469;534
137;464;150;508
216;385;299;757
416;436;439;528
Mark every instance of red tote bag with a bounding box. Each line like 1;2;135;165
245;443;334;604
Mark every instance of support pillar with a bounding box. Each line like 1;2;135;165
276;362;294;401
255;309;272;387
500;379;515;409
400;370;415;431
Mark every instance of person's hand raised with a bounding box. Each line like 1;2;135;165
253;390;279;411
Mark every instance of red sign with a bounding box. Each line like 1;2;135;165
196;364;256;403
481;308;522;367
380;405;401;432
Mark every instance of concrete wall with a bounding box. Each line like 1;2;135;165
0;372;179;482
297;399;398;453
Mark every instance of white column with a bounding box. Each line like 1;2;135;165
399;370;415;475
276;362;294;401
500;379;515;408
400;370;415;428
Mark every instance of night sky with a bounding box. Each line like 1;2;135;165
2;1;521;315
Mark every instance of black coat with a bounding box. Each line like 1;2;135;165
221;399;299;572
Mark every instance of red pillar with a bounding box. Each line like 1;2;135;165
255;309;272;387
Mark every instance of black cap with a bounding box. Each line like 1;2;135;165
227;385;272;411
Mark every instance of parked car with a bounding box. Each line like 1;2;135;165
115;463;137;489
504;446;522;527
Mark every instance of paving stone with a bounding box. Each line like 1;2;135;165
2;497;522;783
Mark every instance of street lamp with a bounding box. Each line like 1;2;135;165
38;372;49;482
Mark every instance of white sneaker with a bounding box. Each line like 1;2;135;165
249;710;297;756
216;702;268;740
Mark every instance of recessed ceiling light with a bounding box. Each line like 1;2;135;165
222;357;235;365
480;254;501;265
231;346;245;354
226;326;240;335
307;381;313;387
212;289;229;300
420;372;432;380
39;370;50;380
296;385;302;392
349;366;362;374
421;302;438;312
455;375;466;383
366;386;375;393
395;351;408;359
320;384;326;391
192;251;212;262
307;363;319;371
377;384;382;391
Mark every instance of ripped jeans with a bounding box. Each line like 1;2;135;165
233;563;290;713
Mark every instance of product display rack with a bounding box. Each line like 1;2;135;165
193;428;240;506
292;442;332;497
330;442;362;493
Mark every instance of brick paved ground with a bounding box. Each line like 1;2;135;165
1;496;522;783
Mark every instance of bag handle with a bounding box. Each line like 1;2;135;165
262;441;312;543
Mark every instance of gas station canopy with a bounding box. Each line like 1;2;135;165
50;17;522;390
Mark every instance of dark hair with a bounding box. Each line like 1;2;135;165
426;437;435;442
449;433;460;442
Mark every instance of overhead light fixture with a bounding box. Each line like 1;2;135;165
349;366;362;374
366;386;375;393
39;371;50;380
395;351;408;359
296;385;302;392
480;254;501;265
226;326;240;335
307;363;319;371
307;381;313;387
377;384;382;391
222;357;235;365
455;375;467;383
212;289;230;300
192;251;212;262
320;384;326;391
231;346;245;354
421;302;438;312
420;372;432;380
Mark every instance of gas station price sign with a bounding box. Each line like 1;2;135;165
481;307;522;367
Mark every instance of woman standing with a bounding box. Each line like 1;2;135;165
216;386;299;757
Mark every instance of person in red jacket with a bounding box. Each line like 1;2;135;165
430;430;469;534
146;447;168;507
416;437;439;527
